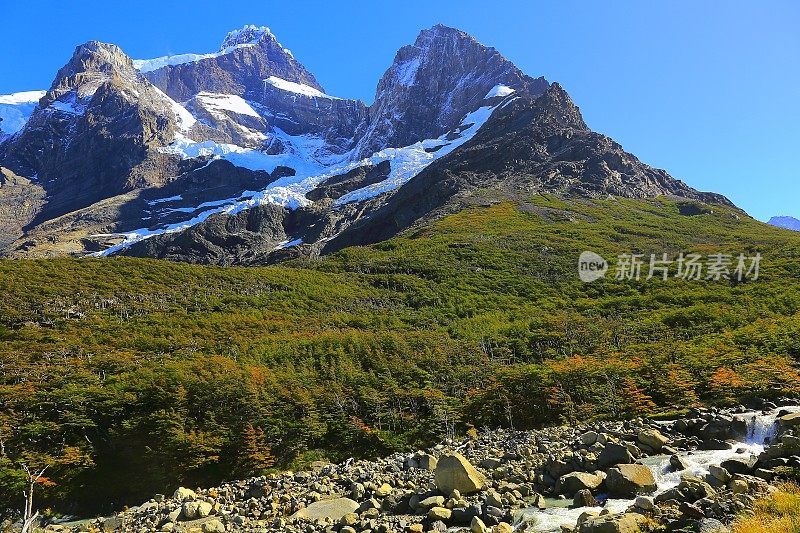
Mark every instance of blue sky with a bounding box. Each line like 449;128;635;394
1;0;797;221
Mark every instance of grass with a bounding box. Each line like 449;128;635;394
733;484;800;533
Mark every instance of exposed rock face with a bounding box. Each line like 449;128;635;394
0;167;46;248
305;160;391;201
324;85;732;257
124;203;311;265
354;24;548;158
141;26;322;102
142;26;368;152
0;41;182;220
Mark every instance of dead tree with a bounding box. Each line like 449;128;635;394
21;465;47;533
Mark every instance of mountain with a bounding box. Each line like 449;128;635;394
768;215;800;231
353;24;548;158
0;24;732;262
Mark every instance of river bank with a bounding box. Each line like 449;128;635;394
38;399;800;532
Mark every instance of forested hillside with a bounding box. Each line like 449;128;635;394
1;195;799;518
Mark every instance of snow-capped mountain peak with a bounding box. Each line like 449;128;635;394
0;24;729;263
354;24;549;158
220;24;278;50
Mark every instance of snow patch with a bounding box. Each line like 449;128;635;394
49;94;88;116
0;90;45;135
394;57;421;87
194;92;261;118
263;76;339;100
146;195;182;206
334;105;496;205
133;42;256;74
275;238;303;250
151;87;196;131
133;25;294;74
485;84;515;99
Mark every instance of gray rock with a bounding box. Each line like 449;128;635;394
289;497;359;521
573;489;598;507
434;453;487;495
605;464;656;497
595;443;634;469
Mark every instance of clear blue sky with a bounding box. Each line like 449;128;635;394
1;0;797;221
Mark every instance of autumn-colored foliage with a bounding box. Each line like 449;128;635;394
1;197;799;518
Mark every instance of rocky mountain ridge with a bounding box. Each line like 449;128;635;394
0;24;732;262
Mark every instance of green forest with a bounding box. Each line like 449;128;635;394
1;195;799;519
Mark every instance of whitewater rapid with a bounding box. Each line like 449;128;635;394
514;406;800;532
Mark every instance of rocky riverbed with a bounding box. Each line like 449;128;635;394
44;400;800;533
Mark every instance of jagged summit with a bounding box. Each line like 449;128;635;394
0;24;733;261
354;23;549;158
220;24;276;49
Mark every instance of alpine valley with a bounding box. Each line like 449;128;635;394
2;23;800;533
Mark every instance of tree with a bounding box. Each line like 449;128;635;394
235;424;276;476
21;464;53;533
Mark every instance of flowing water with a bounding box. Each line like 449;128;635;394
513;406;800;532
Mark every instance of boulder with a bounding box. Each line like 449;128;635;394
173;487;197;501
418;453;438;471
200;519;225;533
578;512;647;533
633;496;654;511
605;464;656;497
470;516;488;533
679;501;705;519
375;482;393;497
677;475;716;501
698;518;728;533
581;431;599;445
419;495;446;510
669;454;689;472
429;506;452;521
485;489;503;508
573;489;598;507
637;429;668;451
434;452;487;495
182;501;213;520
451;504;483;525
289;497;359;521
708;465;731;483
557;472;604;495
779;413;800;427
731;479;749;494
720;455;758;474
340;513;359;526
595;443;634;469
